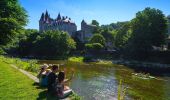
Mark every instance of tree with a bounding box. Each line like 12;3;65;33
90;34;106;46
126;7;168;59
18;29;39;56
0;18;20;45
91;20;99;26
85;43;104;51
114;22;131;48
0;0;28;45
33;30;76;58
101;29;116;43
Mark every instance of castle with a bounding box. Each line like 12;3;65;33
39;11;77;36
39;11;96;43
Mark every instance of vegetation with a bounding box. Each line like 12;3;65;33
0;56;39;75
33;30;76;58
91;20;99;27
85;43;104;51
125;7;168;59
0;59;44;99
68;56;84;62
117;79;126;100
0;0;28;46
0;56;82;99
90;34;106;46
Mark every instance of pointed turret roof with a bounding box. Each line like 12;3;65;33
57;13;61;20
40;13;44;21
45;10;49;20
81;19;86;24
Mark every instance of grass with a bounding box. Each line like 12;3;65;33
68;56;84;62
95;60;113;65
117;79;126;100
0;56;82;100
0;60;44;99
0;56;39;75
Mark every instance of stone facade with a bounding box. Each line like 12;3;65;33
39;11;96;43
39;11;77;36
75;20;96;42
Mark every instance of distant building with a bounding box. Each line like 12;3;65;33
75;20;96;42
39;10;77;36
39;11;97;43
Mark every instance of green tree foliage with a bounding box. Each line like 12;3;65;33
101;29;116;43
0;0;28;45
130;7;167;47
18;29;39;56
91;20;99;26
0;18;20;45
114;23;131;48
91;20;102;34
85;43;104;51
101;21;129;31
90;34;106;46
33;30;76;58
126;7;168;59
0;0;28;26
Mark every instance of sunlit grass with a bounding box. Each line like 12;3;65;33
0;56;81;99
0;56;39;75
68;56;84;62
117;79;127;100
0;60;44;99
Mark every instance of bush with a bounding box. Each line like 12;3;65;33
33;30;76;58
85;43;104;51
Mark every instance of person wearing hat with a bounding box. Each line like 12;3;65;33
37;64;49;79
37;64;51;86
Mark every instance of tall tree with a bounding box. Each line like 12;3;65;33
114;22;131;48
0;0;28;45
33;30;76;58
91;20;99;26
127;7;168;59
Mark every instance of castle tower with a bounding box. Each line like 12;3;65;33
39;13;45;32
81;19;87;31
56;13;61;20
39;11;77;35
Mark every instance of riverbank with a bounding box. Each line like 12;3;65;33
0;56;82;100
112;59;170;75
0;59;44;99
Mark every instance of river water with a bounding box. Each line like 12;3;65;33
38;60;170;100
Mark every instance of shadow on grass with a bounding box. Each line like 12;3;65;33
37;90;61;100
32;82;60;100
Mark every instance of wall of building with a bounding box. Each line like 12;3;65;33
39;11;77;36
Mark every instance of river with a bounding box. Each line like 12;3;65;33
38;60;170;100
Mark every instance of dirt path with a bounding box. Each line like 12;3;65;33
10;64;39;83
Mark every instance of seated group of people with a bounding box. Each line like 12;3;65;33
37;64;74;98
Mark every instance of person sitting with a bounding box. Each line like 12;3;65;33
37;64;49;79
39;69;51;87
55;71;74;98
47;64;59;94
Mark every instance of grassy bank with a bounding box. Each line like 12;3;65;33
68;56;84;62
0;56;39;76
0;56;82;100
0;60;44;99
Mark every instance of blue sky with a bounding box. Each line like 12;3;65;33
19;0;170;30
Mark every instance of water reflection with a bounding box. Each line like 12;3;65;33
38;60;170;100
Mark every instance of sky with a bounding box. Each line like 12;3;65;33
19;0;170;30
